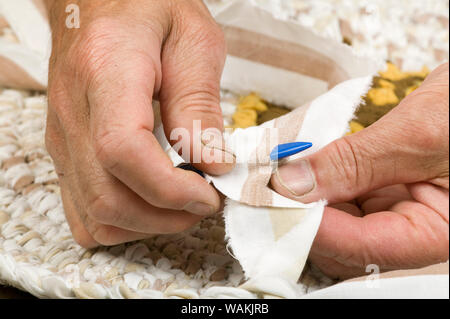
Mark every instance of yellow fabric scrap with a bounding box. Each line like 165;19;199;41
367;87;399;106
405;85;417;96
379;63;430;81
238;93;268;112
232;109;258;128
379;63;406;81
378;79;395;89
349;120;365;133
232;93;268;128
405;81;423;96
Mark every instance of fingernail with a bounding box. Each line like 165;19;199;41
200;129;236;164
184;201;215;216
275;159;316;197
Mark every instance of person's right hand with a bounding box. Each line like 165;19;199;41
44;0;234;248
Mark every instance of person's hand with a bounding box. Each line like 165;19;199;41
44;0;234;248
271;63;449;280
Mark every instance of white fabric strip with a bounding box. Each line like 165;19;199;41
216;1;381;109
208;76;374;208
221;56;329;108
0;0;50;55
152;75;373;298
0;39;48;87
301;274;450;299
0;0;50;88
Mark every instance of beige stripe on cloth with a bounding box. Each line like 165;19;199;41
221;25;349;89
345;263;450;283
0;16;9;29
241;104;310;206
0;56;45;90
269;207;308;241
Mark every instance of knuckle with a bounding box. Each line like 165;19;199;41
89;224;119;247
421;124;448;154
200;26;226;64
63;20;133;90
147;168;201;211
71;228;99;249
64;213;100;249
150;183;184;210
201;23;226;55
93;128;128;170
422;110;449;147
69;21;119;73
173;6;226;58
421;217;449;263
399;97;447;153
171;83;222;119
329;137;372;191
178;88;222;114
161;217;198;234
86;193;118;225
328;138;358;182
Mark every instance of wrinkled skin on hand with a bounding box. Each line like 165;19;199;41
45;0;234;248
45;0;448;279
271;63;449;280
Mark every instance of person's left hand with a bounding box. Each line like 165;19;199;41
309;182;448;280
270;63;449;280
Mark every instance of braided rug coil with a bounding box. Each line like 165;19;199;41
0;89;333;299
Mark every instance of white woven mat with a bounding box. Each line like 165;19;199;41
0;88;335;298
207;0;449;71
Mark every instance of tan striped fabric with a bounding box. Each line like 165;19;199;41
0;16;8;29
222;25;348;89
241;104;311;206
0;55;45;90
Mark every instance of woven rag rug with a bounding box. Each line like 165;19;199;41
0;0;448;299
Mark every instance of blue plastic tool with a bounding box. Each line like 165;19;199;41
270;142;313;161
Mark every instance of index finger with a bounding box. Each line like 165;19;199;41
88;58;221;216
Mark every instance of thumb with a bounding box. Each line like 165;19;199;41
271;105;446;204
159;6;235;176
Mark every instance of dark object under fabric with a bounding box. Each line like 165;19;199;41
177;163;205;178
